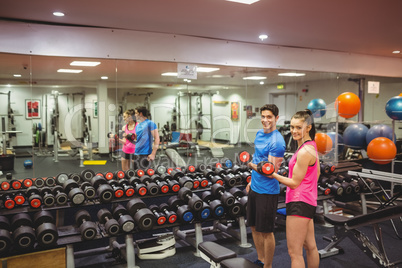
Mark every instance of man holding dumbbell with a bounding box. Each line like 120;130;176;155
246;104;286;268
134;106;160;170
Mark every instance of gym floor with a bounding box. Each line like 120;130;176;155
3;145;402;268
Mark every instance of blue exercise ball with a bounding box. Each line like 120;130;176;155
24;159;33;168
366;124;395;144
326;132;344;153
307;98;326;118
385;96;402;120
343;123;369;149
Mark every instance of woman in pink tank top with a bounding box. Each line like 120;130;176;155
271;109;320;268
120;109;137;171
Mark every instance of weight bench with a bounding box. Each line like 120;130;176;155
319;205;402;267
198;241;259;268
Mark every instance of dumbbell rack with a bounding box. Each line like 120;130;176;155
0;164;251;268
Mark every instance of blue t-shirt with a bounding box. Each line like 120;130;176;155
134;119;157;155
250;129;286;194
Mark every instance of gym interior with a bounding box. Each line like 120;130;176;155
1;3;402;268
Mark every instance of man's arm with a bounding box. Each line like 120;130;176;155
148;128;160;161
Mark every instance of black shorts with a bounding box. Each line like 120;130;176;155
121;152;134;160
286;201;316;219
134;155;152;170
246;189;278;233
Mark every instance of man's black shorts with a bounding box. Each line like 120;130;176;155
246;189;278;233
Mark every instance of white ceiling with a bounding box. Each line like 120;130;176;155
0;0;401;88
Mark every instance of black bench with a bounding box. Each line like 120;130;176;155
319;205;402;267
198;241;259;268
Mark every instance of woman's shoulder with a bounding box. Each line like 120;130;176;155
299;143;317;158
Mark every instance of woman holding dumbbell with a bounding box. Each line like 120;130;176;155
271;109;320;268
120;109;138;171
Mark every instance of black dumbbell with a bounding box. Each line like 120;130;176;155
328;175;352;195
320;162;336;174
201;191;225;219
221;173;237;188
194;202;212;221
185;173;201;189
171;169;194;189
104;171;115;181
320;175;343;196
40;186;56;207
81;181;96;200
145;167;156;176
118;179;135;197
190;173;209;188
139;175;159;196
185;164;196;173
55;172;69;185
229;187;248;215
155;165;167;175
13;191;26;207
114;170;126;180
339;174;360;194
124;169;136;179
108;180;125;199
211;184;236;208
126;132;137;143
257;161;275;176
0;181;10;191
97;208;120;236
0;216;12;256
10;179;22;190
277;166;289;177
178;187;204;211
149;204;167;225
68;173;82;183
230;165;252;184
167;196;193;223
195;163;209;173
33;177;45;188
26;186;43;208
33;211;58;248
52;185;68;205
10;213;36;251
237;150;251;165
318;184;331;195
112;204;135;233
75;210;97;240
203;169;224;185
63;179;86;205
160;173;180;192
90;175;114;203
44;177;56;187
81;169;96;182
126;198;156;231
129;176;147;196
159;203;178;224
150;174;170;194
22;178;33;189
2;193;15;210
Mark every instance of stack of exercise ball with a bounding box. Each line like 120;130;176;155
307;98;326;118
335;92;361;118
385;96;402;120
315;133;333;155
343;123;369;149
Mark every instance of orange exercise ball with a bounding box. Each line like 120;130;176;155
315;133;333;155
399;92;402;97
367;137;397;164
335;92;361;118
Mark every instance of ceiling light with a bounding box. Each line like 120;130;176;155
57;69;83;73
13;74;21;77
161;72;178;76
243;76;266;80
53;12;65;17
70;61;101;67
197;67;220;72
278;72;306;77
183;79;192;83
260;81;264;85
101;76;108;80
392;50;401;54
225;0;260;4
259;34;268;41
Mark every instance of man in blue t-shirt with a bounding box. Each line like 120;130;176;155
134;106;160;170
246;104;286;268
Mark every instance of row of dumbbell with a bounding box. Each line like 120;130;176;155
0;210;58;257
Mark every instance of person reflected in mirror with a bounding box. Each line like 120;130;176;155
120;109;137;171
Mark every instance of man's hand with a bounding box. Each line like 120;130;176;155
147;153;156;161
246;182;251;194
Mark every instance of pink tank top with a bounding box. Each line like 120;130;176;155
286;140;318;206
123;123;137;154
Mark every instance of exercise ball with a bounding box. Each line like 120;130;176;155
335;92;361;118
24;159;33;168
307;99;326;118
399;93;402;97
367;137;396;164
366;124;395;144
326;132;344;153
385;96;402;120
315;133;333;155
343;123;369;149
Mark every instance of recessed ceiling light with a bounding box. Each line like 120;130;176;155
53;12;65;17
243;76;266;80
260;81;264;85
197;67;220;72
57;69;83;73
392;50;401;54
225;0;260;4
161;72;178;76
184;79;192;83
13;74;21;77
101;76;108;80
278;72;306;77
70;61;101;67
259;34;268;41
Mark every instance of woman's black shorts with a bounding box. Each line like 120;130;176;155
286;201;316;219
